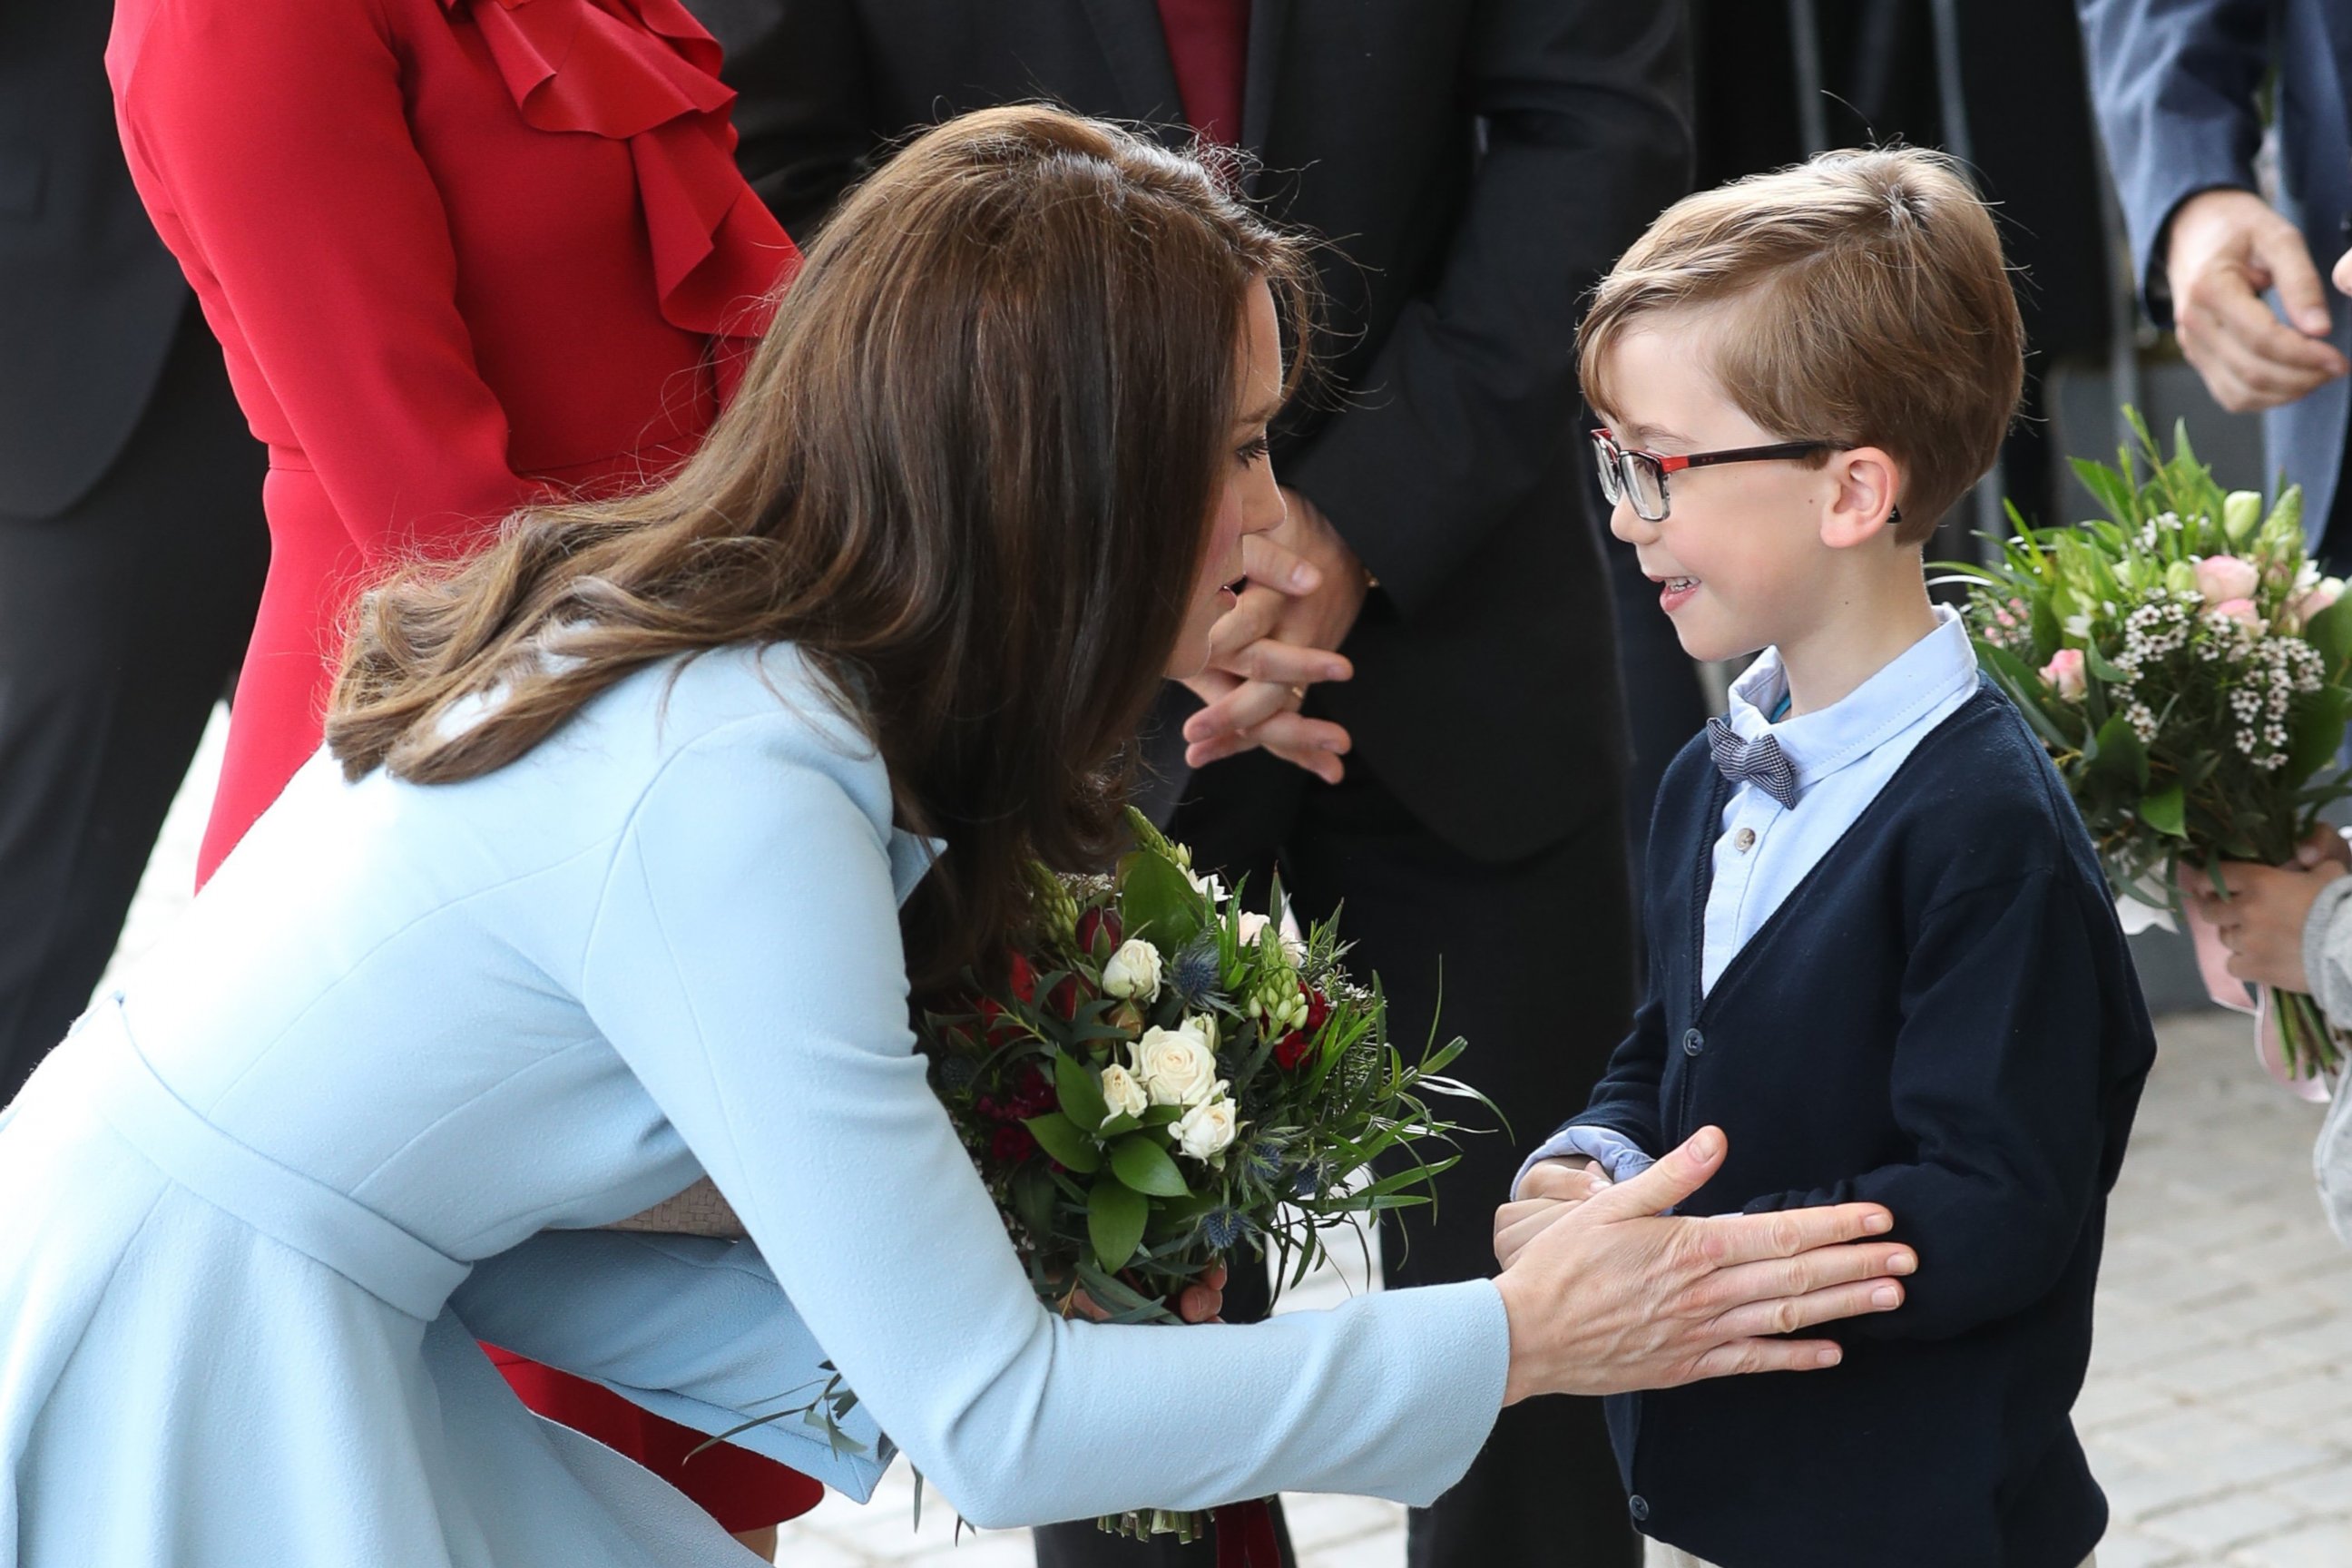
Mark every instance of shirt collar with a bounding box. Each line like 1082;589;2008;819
1722;606;1976;791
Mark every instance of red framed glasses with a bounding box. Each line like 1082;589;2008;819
1591;427;1843;522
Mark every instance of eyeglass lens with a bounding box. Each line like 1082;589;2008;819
1590;433;1667;521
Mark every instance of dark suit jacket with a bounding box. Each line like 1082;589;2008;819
0;0;192;518
2077;0;2352;537
689;0;1693;859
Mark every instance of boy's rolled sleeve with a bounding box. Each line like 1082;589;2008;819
1739;870;2118;1341
1510;1125;1656;1200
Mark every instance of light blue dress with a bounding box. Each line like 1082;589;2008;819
0;645;1507;1567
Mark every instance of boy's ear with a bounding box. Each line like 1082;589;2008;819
1819;446;1904;549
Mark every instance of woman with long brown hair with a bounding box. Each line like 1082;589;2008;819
0;107;1910;1568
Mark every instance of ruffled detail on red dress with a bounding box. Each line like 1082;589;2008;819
441;0;797;373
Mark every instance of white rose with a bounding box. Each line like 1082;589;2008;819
1102;938;1163;1002
1181;1012;1219;1054
1236;910;1271;946
1135;1024;1219;1107
1099;1063;1150;1122
1174;1094;1240;1161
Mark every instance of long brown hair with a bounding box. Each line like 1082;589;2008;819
326;105;1315;988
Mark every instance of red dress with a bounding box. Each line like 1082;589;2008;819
108;0;820;1531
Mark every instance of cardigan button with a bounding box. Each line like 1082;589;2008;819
1681;1028;1704;1057
1628;1494;1651;1524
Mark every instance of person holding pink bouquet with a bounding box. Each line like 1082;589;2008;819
2191;827;2352;1241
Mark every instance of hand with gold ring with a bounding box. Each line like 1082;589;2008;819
1181;487;1367;783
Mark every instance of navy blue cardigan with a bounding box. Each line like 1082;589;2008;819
1571;681;2157;1568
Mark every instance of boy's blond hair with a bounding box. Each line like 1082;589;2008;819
1579;147;2023;546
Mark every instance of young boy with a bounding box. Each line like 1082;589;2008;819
1515;150;2157;1568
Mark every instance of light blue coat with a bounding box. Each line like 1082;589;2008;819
0;645;1506;1567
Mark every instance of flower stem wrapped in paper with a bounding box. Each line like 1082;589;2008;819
915;808;1491;1552
1940;409;2352;1094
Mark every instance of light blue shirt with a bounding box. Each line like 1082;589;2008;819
1515;607;1982;1193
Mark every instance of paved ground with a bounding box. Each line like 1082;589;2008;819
113;709;2352;1566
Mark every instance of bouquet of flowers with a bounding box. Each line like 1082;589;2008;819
916;808;1488;1550
1942;411;2352;1090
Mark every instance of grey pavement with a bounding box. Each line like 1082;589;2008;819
110;708;2352;1567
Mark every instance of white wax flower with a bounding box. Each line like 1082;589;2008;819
1135;1024;1219;1106
1175;1094;1240;1161
1102;938;1163;1002
1099;1063;1150;1122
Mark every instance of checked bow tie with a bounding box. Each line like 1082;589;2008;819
1705;714;1801;810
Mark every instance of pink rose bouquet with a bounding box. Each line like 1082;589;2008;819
1941;410;2352;1084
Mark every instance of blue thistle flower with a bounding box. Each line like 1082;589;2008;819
1199;1207;1248;1252
935;1056;978;1093
1168;936;1227;1009
1241;1139;1285;1186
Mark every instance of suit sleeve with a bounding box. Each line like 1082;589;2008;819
116;0;541;563
576;719;1509;1529
1558;951;1670;1159
2073;0;2270;321
1278;0;1691;616
1740;871;2118;1342
691;0;878;244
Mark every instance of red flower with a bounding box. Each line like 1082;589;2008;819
1303;986;1331;1034
1076;906;1122;959
1046;974;1089;1021
1006;951;1039;1004
976;995;1022;1045
991;1124;1038;1164
1274;1031;1312;1072
1006;1063;1057;1121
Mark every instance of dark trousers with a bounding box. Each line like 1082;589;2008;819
0;303;268;1099
1036;737;1641;1568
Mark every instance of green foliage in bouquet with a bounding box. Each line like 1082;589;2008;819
913;808;1493;1547
1938;409;2352;1076
919;808;1491;1327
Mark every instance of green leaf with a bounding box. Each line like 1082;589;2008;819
1117;847;1204;952
2305;594;2352;680
2087;712;2149;789
1109;1133;1192;1198
2027;596;2063;667
1087;1177;1148;1271
2070;456;2135;525
1054;1052;1109;1133
1096;1112;1140;1140
2082;643;2129;685
2286;686;2352;784
1024;1112;1102;1172
1010;1163;1056;1241
2139;783;2188;839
